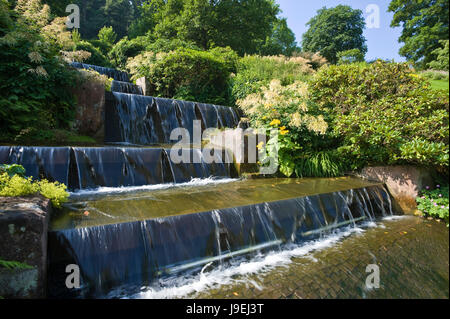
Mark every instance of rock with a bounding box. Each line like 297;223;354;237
72;79;105;139
357;166;436;214
0;195;51;298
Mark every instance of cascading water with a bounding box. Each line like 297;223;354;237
70;62;130;82
46;178;397;298
111;81;143;95
0;146;237;191
105;93;240;145
0;63;403;299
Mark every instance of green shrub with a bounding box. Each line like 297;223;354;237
109;36;147;69
419;70;449;81
0;164;26;177
238;80;338;177
0;0;79;141
231;55;315;102
417;185;449;226
127;47;236;105
73;40;111;67
0;171;69;208
310;61;449;170
428;40;449;71
295;151;343;178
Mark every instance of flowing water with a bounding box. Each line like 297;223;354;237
47;177;396;298
3;63;445;300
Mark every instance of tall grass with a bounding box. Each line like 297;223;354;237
295;151;343;178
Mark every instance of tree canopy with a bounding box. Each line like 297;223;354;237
301;5;367;64
388;0;449;67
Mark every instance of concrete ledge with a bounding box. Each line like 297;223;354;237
0;195;51;298
357;166;435;214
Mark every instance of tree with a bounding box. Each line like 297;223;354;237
102;0;134;39
129;0;286;56
98;26;116;47
260;18;298;56
428;40;449;71
301;5;367;64
337;49;365;64
389;0;449;68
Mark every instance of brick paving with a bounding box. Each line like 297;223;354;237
195;216;449;299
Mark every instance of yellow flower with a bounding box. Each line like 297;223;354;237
257;142;264;150
280;126;286;131
280;129;289;135
262;115;268;120
270;119;281;126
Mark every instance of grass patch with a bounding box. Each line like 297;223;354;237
430;80;449;91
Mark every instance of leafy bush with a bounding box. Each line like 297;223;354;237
428;40;449;71
238;80;338;177
231;55;316;102
0;0;80;141
417;185;449;225
73;40;111;67
109;36;147;69
419;70;449;81
0;171;69;208
127;47;236;105
0;164;26;177
310;61;449;170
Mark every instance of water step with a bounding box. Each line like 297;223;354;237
111;80;143;95
0;146;236;191
70;62;130;82
47;177;396;298
105;93;241;145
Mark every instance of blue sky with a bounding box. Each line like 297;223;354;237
276;0;405;62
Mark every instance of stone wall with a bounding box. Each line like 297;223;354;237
0;195;51;298
357;166;436;214
72;79;105;141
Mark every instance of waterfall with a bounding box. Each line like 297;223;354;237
0;146;236;191
70;62;130;82
105;93;240;145
47;184;394;298
111;81;143;95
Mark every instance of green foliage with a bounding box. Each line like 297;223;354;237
337;49;365;65
0;164;26;178
389;0;449;68
98;26;117;47
102;0;134;39
130;0;291;56
257;18;298;57
73;40;111;67
231;55;317;102
0;0;79;140
238;80;337;177
420;70;449;82
127;47;237;105
0;171;69;208
310;61;449;170
417;185;449;225
0;259;33;270
295;151;343;178
302;5;367;64
109;36;147;69
428;40;449;71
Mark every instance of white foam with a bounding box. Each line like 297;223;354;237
382;215;408;221
126;224;372;299
69;177;239;199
